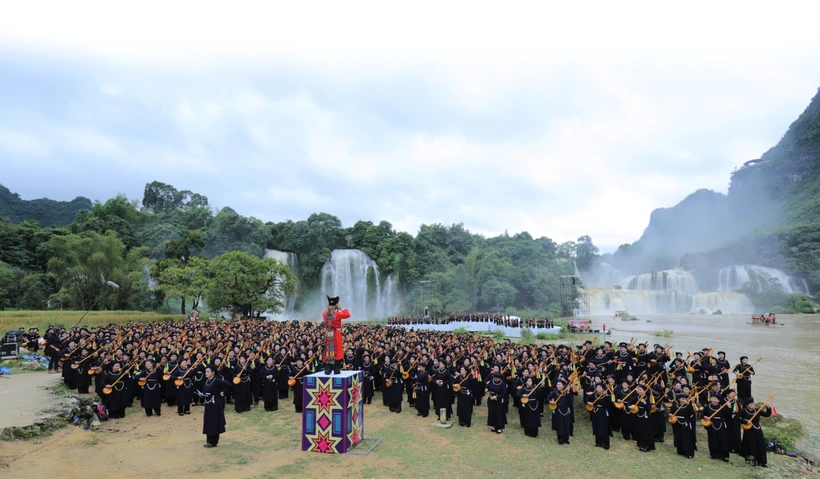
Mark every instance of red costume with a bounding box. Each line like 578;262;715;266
322;308;350;361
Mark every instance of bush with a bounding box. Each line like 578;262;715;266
520;328;533;339
652;330;673;338
490;330;505;342
761;415;804;451
453;327;468;334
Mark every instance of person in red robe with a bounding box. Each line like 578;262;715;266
322;296;351;374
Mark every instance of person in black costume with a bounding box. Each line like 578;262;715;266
703;394;730;462
454;366;475;427
518;377;545;437
59;340;78;389
670;395;696;458
171;358;194;416
633;385;654;452
360;353;375;405
232;355;252;413
615;380;635;440
432;360;453;421
733;356;755;400
261;356;279;411
738;396;772;467
291;357;306;413
201;366;230;448
164;352;178;407
382;359;403;413
547;380;575;444
725;389;743;454
588;382;611;449
103;362;128;419
138;360;163;417
414;364;430;417
486;371;508;434
74;349;93;394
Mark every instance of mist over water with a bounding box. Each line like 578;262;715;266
579;265;805;315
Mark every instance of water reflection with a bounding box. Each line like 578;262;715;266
596;313;820;452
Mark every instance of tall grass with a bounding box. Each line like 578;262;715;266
0;311;185;331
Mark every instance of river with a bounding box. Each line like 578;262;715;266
595;313;819;453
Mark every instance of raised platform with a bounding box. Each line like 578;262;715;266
393;322;561;338
301;370;364;454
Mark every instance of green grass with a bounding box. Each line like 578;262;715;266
652;329;674;338
0;310;185;331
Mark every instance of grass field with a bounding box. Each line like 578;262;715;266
0;310;185;332
4;378;807;479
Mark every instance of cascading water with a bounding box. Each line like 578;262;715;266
320;249;401;319
583;287;753;315
622;268;698;292
263;249;299;315
583;267;753;315
718;265;810;295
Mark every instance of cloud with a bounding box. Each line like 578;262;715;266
1;3;820;253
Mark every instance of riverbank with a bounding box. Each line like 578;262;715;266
1;372;817;479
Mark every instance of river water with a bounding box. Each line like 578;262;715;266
594;313;819;453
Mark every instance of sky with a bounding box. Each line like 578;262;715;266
1;2;820;253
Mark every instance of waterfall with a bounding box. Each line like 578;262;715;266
320;249;400;319
583;287;753;315
622;268;699;292
583;266;754;315
718;265;810;295
263;249;299;315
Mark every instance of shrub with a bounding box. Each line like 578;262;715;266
520;328;533;339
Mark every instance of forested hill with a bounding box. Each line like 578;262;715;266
0;181;595;317
610;87;820;290
0;184;91;227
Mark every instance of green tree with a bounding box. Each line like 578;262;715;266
575;235;599;271
142;181;182;213
205;251;298;317
19;273;54;310
157;256;210;314
47;231;149;311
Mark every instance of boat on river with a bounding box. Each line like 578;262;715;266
568;320;612;335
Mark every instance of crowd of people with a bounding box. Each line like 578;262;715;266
751;313;778;325
22;317;773;467
387;314;555;329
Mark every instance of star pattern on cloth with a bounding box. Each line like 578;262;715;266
310;431;338;453
310;384;338;415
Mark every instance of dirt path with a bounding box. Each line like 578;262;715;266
0;372;61;428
